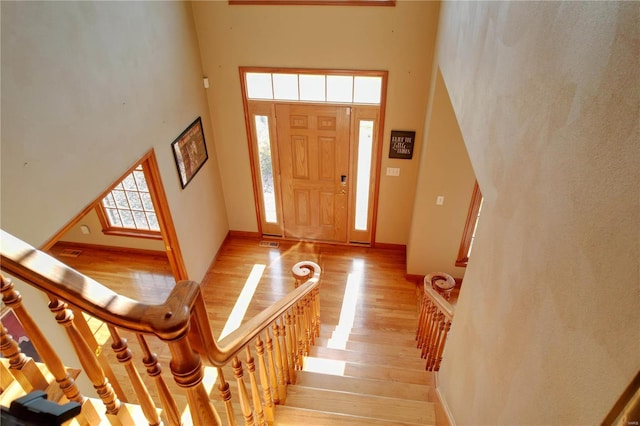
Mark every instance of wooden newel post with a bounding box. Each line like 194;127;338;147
167;333;221;426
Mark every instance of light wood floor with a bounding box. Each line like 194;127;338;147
48;236;425;419
51;236;421;337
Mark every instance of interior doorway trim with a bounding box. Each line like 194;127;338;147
40;149;188;281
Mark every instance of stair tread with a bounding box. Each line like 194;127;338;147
316;336;422;359
325;330;418;347
307;346;426;371
302;355;432;385
295;370;435;401
321;323;418;339
285;386;436;424
274;405;429;425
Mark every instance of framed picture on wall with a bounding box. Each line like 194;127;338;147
171;117;209;189
389;130;415;159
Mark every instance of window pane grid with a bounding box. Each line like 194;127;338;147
101;164;160;232
247;71;382;105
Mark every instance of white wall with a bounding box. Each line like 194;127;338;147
191;1;440;244
436;2;640;424
1;1;229;392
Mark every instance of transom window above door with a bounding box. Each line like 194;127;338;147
245;71;383;104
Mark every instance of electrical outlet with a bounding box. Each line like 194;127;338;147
436;196;445;205
386;167;400;177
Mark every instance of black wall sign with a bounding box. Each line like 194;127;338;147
389;130;415;159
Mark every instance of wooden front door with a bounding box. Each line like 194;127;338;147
276;104;351;242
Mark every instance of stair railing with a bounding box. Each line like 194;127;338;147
416;274;455;372
0;229;321;426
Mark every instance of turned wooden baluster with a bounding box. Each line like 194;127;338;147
309;294;316;344
278;318;290;384
297;298;310;355
423;307;439;362
254;335;274;422
434;319;452;371
0;276;84;405
264;328;280;405
421;304;437;359
108;326;160;426
271;323;287;402
232;356;254;426
416;296;429;345
418;299;434;352
426;312;444;371
294;302;305;359
297;301;308;360
137;334;182;426
48;297;121;415
305;295;314;348
285;311;298;379
287;308;299;371
0;320;48;392
166;333;221;426
244;346;266;426
312;287;321;338
216;367;236;426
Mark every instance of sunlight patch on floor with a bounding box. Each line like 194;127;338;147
328;258;365;350
302;356;346;376
219;264;266;339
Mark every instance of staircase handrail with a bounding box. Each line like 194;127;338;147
1;230;199;341
0;229;320;365
423;283;454;321
1;228;322;424
192;261;320;367
417;275;455;372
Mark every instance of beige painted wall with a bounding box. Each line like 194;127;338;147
407;68;476;278
1;1;228;281
191;1;440;244
435;2;640;424
1;1;229;392
58;208;166;252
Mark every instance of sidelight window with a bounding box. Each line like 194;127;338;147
355;120;374;231
254;115;278;223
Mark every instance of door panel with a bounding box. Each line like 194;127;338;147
276;104;350;242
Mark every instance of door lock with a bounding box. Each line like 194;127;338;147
340;175;347;186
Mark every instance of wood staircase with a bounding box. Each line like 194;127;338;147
1;230;453;425
274;324;439;425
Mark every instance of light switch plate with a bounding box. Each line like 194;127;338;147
386;167;400;177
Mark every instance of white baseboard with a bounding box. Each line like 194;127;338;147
435;371;456;426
